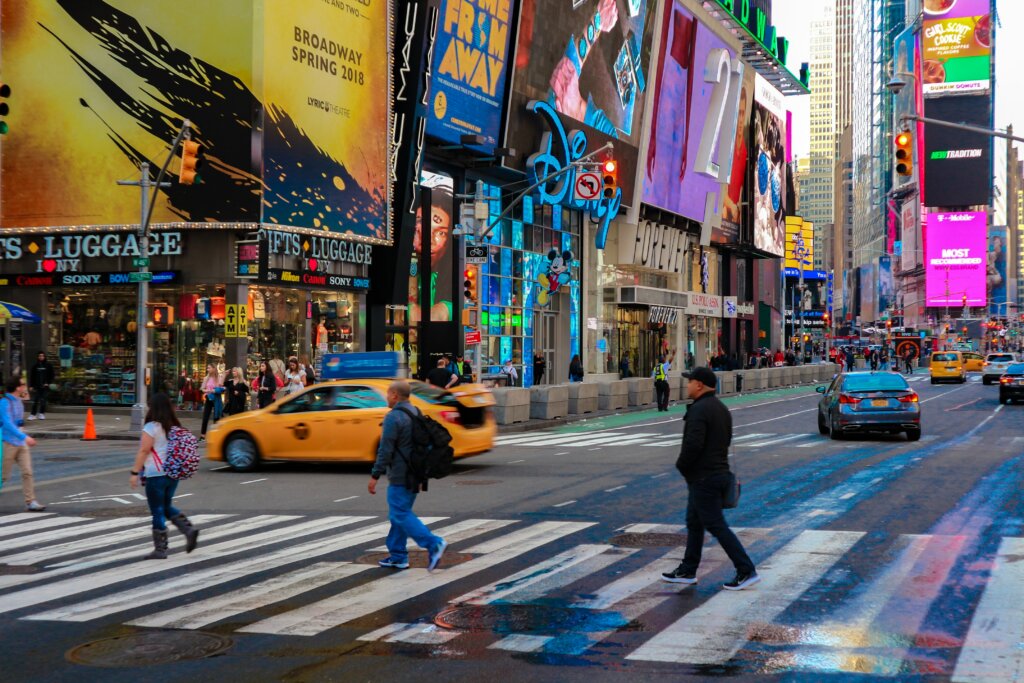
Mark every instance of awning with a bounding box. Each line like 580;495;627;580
0;301;42;324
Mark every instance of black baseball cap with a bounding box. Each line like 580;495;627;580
682;367;717;389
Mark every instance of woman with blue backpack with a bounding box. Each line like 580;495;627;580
130;393;201;560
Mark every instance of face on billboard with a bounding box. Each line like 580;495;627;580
923;95;991;207
505;0;654;205
988;225;1008;311
722;68;755;238
641;5;742;233
925;211;987;306
752;75;787;257
921;0;991;96
427;0;513;149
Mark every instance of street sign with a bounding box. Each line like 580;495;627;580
465;329;482;345
573;172;601;201
128;271;153;283
225;304;240;337
131;257;150;267
465;244;487;264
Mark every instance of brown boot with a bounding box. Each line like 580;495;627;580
169;513;200;553
146;528;169;560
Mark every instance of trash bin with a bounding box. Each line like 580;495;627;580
736;373;744;393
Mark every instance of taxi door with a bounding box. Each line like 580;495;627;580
264;386;336;459
322;385;391;461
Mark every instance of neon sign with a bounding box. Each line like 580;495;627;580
525;100;621;249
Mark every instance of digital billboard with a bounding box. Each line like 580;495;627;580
426;0;514;150
641;5;742;235
504;0;655;206
921;0;991;96
878;255;895;315
784;216;813;270
925;210;987;307
893;26;920;188
752;74;787;256
988;225;1008;314
721;67;756;242
923;95;991;208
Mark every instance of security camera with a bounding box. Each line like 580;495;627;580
886;77;907;95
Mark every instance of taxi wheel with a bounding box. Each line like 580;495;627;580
224;433;260;472
982;378;991;385
930;378;936;384
906;428;921;442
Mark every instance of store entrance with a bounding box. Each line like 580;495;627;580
535;312;556;385
616;308;666;378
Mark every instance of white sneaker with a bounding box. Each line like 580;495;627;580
26;500;47;512
38;414;46;420
27;415;37;421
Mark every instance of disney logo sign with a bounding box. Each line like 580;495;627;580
525;100;621;250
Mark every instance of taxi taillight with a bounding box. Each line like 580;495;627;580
439;410;461;425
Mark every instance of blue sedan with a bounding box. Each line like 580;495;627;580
817;372;921;441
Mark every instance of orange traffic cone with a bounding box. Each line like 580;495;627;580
81;409;98;441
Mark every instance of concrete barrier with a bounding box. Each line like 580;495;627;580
718;371;736;396
598;380;629;411
800;366;814;384
627;377;655;407
529;384;569;420
567;382;599;414
492;387;531;425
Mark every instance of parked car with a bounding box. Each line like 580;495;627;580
930;351;966;384
982;352;1018;385
817;371;921;441
998;363;1024;405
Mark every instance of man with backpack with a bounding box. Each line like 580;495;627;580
368;381;447;571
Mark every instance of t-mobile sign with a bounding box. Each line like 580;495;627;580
925;211;987;306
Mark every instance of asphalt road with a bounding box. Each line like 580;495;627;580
1;373;1022;682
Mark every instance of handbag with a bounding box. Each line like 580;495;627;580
722;445;741;509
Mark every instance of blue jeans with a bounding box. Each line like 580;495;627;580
385;484;442;562
681;473;755;575
145;475;180;530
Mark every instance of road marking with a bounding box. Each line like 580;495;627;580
0;516;90;539
741;434;809;448
626;529;865;665
732;433;772;442
921;386;970;403
358;621;463;645
364;519;517;552
508;459;526;463
239;521;594;636
333;496;359;503
604;485;626;492
66;491;91;498
239;478;267;485
588;448;601;451
651;473;670;478
553;500;577;507
0;517;142;553
489;634;553;652
0;512;56;525
952;537;1024;683
947;398;981;411
555;452;568;456
735;408;817;429
455;468;479;476
839;492;855;500
210;466;232;471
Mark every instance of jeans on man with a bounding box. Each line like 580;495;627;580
144;475;180;530
385;484;442;563
31;387;48;417
654;380;670;411
680;473;755;575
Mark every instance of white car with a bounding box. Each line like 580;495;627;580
983;353;1018;385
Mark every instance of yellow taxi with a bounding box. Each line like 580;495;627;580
930;351;966;384
207;379;496;472
962;352;985;372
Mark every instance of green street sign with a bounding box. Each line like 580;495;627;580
128;271;153;283
131;257;150;267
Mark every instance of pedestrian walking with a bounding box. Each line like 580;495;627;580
427;357;458;389
226;367;249;415
652;350;675;412
1;376;46;510
662;367;759;590
284;357;306;395
27;352;55;420
568;354;584;383
129;393;199;560
256;361;277;409
199;364;223;440
367;380;447;571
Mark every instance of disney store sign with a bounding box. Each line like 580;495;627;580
526;100;621;250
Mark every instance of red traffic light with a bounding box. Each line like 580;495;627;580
603;160;617;174
895;133;910;146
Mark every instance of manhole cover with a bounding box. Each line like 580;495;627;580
435;604;632;634
45;456;84;462
453;479;501;486
81;508;148;518
66;631;232;668
609;532;687;548
0;565;39;575
357;551;472;569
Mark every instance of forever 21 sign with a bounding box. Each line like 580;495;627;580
620;220;688;274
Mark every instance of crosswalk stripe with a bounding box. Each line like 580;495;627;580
732;433;772;443
497;432;628;447
0;512;56;525
26;520;408;622
952;536;1024;683
239;520;594;637
454;545;637;605
0;516;90;538
358;622;463;645
0;515;233;568
626;529;865;665
364;519;517;553
0;517;146;553
740;434;810;449
561;434;661;448
0;516;379;616
488;633;553;652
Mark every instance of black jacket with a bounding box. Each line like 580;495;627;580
676;392;732;483
30;361;55;390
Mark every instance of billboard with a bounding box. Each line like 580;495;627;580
988;225;1008;314
784;216;813;270
641;5;743;236
925;210;987;307
860;263;877;323
893;26;920;188
878;255;895;315
923;95;991;208
921;0;991;96
426;0;514;150
0;0;390;243
721;67;756;241
504;0;655;206
752;74;787;256
900;200;920;272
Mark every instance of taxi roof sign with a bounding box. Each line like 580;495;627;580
320;352;400;380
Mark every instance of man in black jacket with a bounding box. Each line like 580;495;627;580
663;367;759;590
28;352;55;421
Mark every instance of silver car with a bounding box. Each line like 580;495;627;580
817;371;921;441
983;353;1018;385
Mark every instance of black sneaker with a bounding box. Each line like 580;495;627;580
722;571;760;591
661;567;698;584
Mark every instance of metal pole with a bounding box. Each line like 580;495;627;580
899;115;1024;144
471;181;483;385
132;163;151;430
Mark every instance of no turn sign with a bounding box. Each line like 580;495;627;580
573;172;601;201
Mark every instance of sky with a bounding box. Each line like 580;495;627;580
772;0;1021;160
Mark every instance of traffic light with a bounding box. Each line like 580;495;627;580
823;312;831;326
148;304;171;327
0;83;10;135
601;159;618;199
179;138;204;185
895;131;913;176
962;294;968;308
962;326;968;336
463;267;477;304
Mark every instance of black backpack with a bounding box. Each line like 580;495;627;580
395;406;454;491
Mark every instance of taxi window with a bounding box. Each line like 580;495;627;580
332;386;387;410
933;353;959;362
277;388;334;414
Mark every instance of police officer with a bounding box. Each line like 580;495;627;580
652;350;675;412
